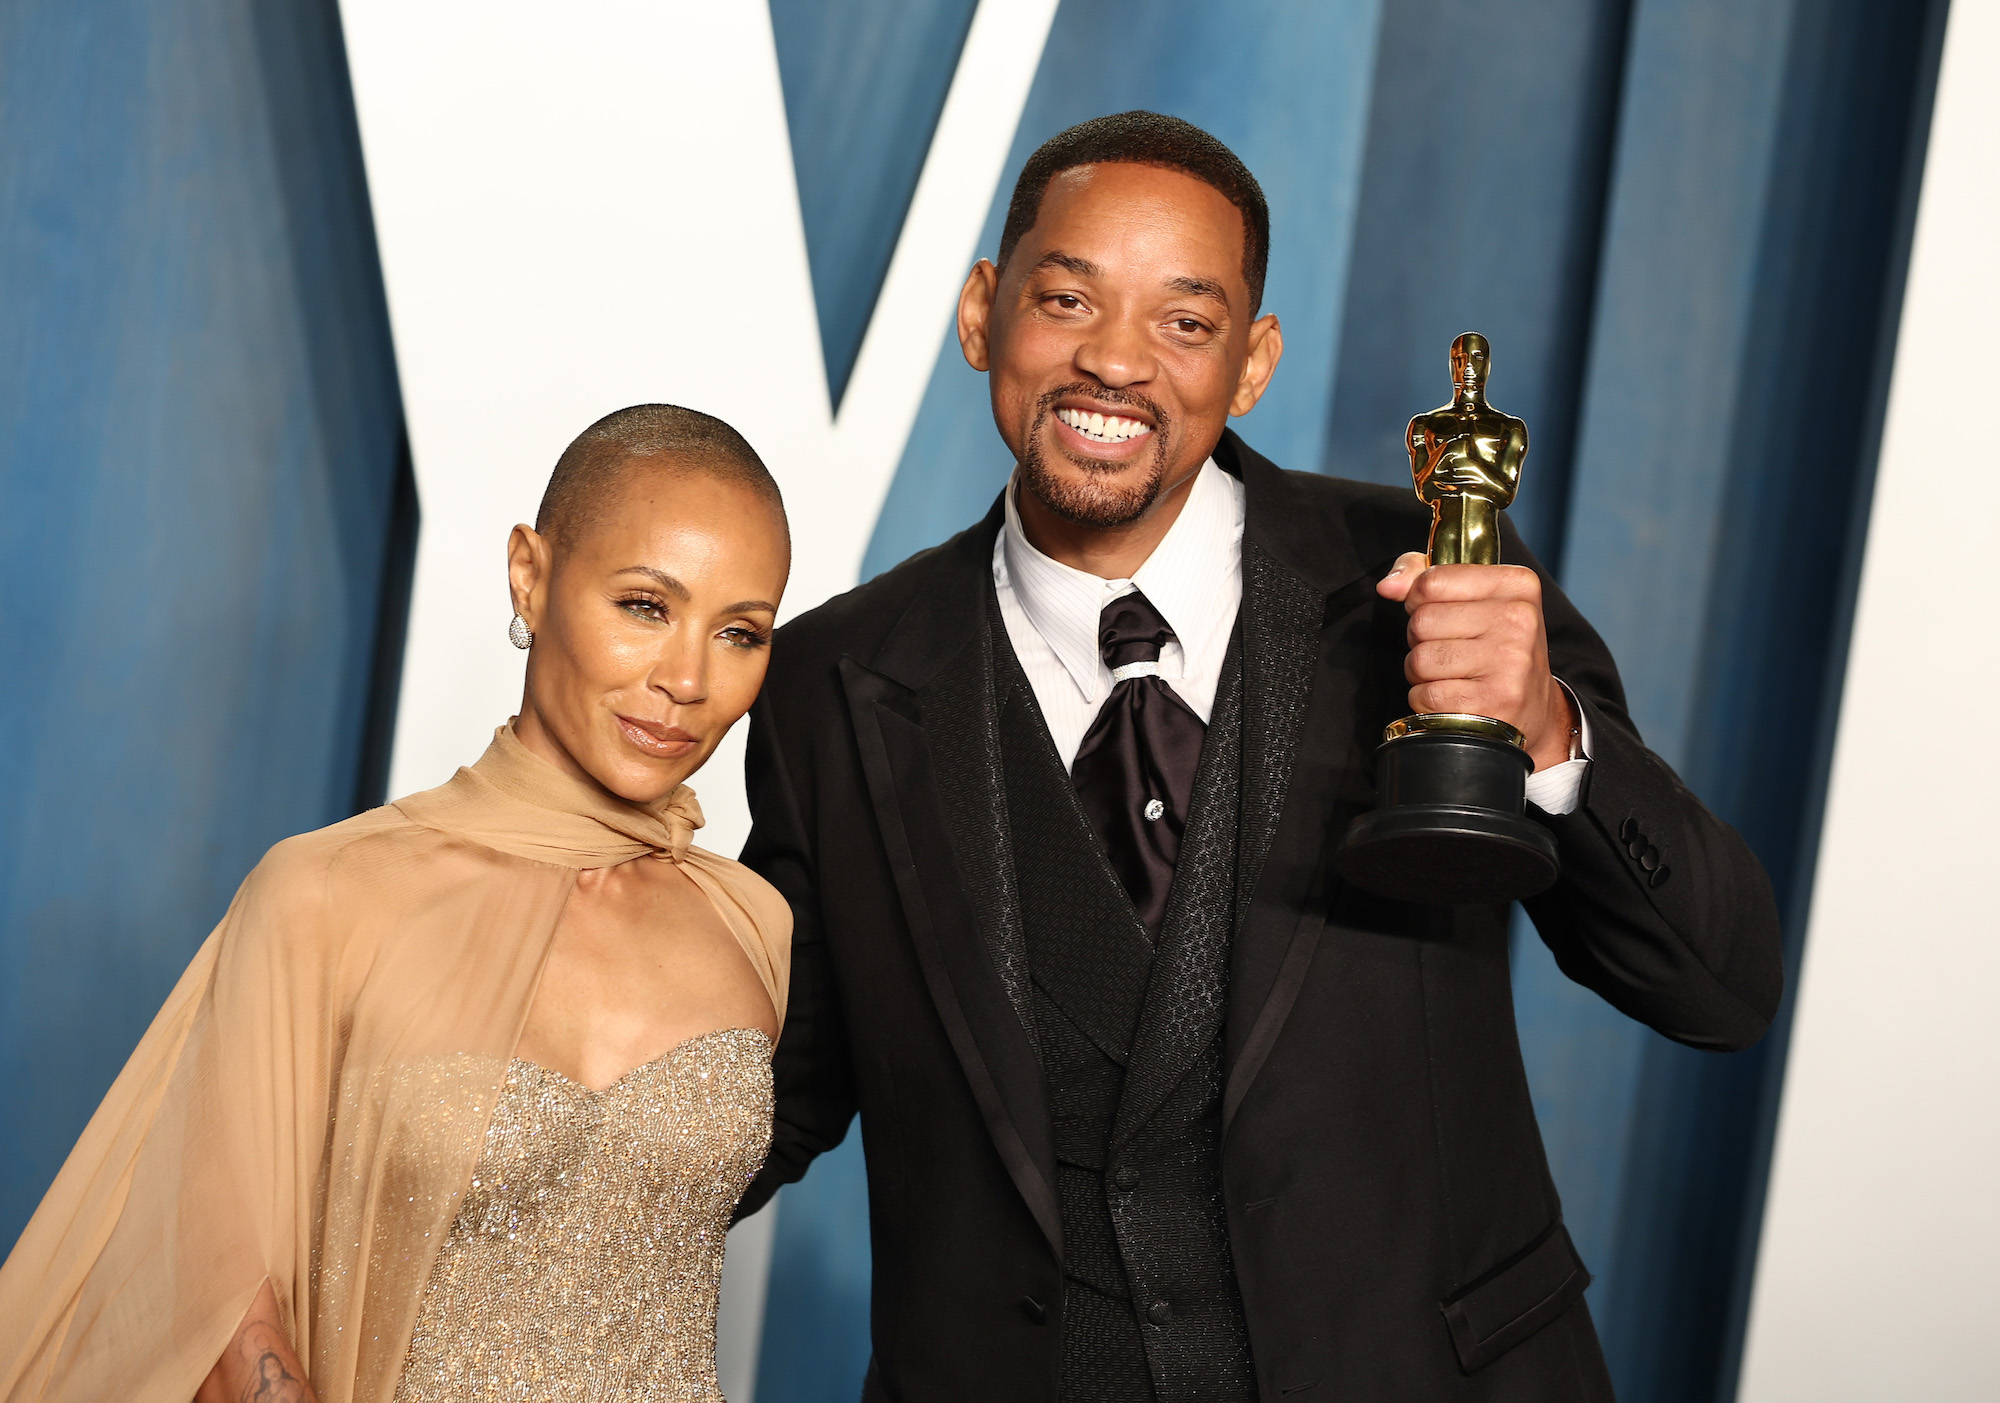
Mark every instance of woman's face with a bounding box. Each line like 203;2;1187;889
508;463;789;806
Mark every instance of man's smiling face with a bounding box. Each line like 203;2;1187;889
968;161;1278;531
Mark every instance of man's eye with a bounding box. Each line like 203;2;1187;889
1051;294;1082;310
1175;319;1206;334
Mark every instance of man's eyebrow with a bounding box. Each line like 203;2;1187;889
1165;274;1230;304
1030;250;1102;278
616;566;690;598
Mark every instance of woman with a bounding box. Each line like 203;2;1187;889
0;404;793;1403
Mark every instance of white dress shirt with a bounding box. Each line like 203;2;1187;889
992;457;1593;814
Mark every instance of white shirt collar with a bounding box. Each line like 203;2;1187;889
999;457;1243;702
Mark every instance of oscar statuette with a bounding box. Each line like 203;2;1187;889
1333;332;1561;903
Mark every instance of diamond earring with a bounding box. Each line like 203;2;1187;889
508;613;533;650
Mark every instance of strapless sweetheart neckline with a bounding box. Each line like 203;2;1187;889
510;1024;772;1094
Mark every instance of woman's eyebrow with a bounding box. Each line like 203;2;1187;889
615;566;691;599
721;600;779;616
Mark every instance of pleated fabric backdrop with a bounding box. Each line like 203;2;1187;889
0;3;1944;1402
0;0;412;1251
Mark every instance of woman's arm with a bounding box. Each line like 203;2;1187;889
195;1279;316;1403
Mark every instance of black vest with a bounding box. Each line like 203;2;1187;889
993;614;1255;1403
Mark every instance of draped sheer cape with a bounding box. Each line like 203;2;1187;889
0;725;790;1403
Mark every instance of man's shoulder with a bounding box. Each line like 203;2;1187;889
1224;432;1426;565
770;517;993;686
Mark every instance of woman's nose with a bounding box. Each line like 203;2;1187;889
652;640;708;704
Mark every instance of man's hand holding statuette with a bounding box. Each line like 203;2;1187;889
1376;551;1577;773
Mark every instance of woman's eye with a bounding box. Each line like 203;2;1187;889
619;597;667;621
721;626;771;650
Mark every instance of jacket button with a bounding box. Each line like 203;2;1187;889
1019;1295;1047;1324
1649;865;1671;889
1113;1166;1140;1191
1640;846;1661;871
1147;1299;1173;1325
1620;817;1640;844
1627;836;1647;860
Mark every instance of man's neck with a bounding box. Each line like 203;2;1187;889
1016;463;1203;580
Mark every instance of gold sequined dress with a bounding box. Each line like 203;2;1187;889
393;1027;773;1403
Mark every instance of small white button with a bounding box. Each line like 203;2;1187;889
1144;799;1165;821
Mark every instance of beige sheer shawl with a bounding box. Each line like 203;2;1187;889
0;724;790;1403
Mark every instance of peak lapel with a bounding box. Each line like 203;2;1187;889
839;502;1058;1254
1210;434;1394;1130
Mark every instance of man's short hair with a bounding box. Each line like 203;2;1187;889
997;111;1270;312
535;404;786;551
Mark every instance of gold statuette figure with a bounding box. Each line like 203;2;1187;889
1332;331;1559;904
1407;331;1525;568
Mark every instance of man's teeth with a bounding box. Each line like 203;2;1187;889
1058;408;1152;443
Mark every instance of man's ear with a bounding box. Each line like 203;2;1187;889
1230;312;1284;417
507;523;552;627
957;259;1000;372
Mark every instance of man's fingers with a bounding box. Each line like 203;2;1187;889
1406;597;1543;647
1375;551;1429;602
1402;561;1541;607
1405;639;1480;683
1408;676;1535;722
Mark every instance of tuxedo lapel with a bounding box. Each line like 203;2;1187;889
1212;433;1398;1130
840;502;1059;1253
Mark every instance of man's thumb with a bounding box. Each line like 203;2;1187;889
1377;551;1428;601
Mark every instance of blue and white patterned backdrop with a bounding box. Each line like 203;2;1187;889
0;2;1965;1400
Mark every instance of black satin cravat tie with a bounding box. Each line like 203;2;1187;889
1070;589;1207;936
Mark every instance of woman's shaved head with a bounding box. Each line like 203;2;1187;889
507;403;790;807
535;403;786;554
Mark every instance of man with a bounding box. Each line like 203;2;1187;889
736;112;1780;1402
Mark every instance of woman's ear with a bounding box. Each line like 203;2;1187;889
507;524;552;626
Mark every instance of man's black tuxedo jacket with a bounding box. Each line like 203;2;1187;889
736;432;1782;1402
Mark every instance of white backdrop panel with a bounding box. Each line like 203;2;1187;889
338;3;1056;1397
1737;1;2000;1396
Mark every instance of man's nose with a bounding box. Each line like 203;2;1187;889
1073;308;1157;388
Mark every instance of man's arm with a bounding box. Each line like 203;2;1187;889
1523;567;1783;1051
734;685;859;1219
1377;524;1783;1051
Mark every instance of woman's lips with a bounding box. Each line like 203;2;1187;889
617;715;698;758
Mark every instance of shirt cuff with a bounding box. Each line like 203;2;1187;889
1523;680;1593;817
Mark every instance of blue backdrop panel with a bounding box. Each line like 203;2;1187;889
862;0;1385;581
1515;0;1943;1398
770;0;980;410
0;0;407;1246
1323;0;1634;562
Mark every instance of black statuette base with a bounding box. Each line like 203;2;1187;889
1335;730;1559;904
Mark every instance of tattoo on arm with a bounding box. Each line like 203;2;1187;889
196;1281;315;1403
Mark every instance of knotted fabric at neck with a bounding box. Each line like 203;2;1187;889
405;722;705;869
